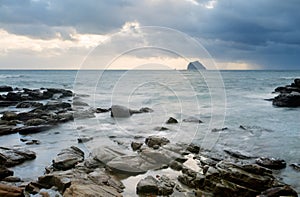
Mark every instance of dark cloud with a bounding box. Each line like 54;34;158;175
0;0;299;69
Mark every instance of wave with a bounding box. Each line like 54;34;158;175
0;74;25;79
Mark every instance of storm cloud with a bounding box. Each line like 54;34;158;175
0;0;299;69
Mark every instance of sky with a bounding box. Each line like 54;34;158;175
0;0;299;70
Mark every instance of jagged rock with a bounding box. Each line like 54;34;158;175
166;117;178;124
186;143;200;154
52;146;84;170
0;147;36;167
154;126;169;131
256;157;286;170
145;136;170;148
0;184;24;197
272;79;300;107
131;141;143;151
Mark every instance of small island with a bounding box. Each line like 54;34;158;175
187;61;206;70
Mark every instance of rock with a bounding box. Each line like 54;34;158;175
145;136;170;148
139;107;153;113
131;141;143;151
0;147;36;167
1;112;17;121
169;160;183;171
183;117;203;123
187;61;206;70
41;101;71;111
294;78;300;87
290;163;300;171
211;127;228;132
110;105;131;118
166;117;178;124
273;92;300;107
25;139;41;145
25;118;47;126
256;157;286;170
258;185;298;197
52;146;84;170
0;101;18;107
5;92;22;101
37;174;72;193
224;149;254;159
154;126;169;131
186;143;200;154
136;176;159;195
0;184;24;197
17;125;54;135
0;86;13;92
157;175;175;196
0;165;14;180
2;176;21;182
72;100;89;106
77;137;93;143
0;125;16;136
95;108;111;113
73;109;95;119
16;101;43;108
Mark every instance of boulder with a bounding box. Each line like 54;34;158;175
258;185;298;197
0;184;24;197
166;117;178;124
52;146;84;170
131;141;143;151
25;118;47;126
0;86;13;92
1;112;17;121
145;136;170;148
136;176;159;195
256;157;286;170
110;105;131;118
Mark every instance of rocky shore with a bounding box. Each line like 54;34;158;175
0;85;299;196
270;79;300;107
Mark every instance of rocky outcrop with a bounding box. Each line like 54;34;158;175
0;147;36;167
256;157;286;170
51;146;84;171
272;79;300;107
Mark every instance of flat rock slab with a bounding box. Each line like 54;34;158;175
0;147;36;167
0;183;24;197
52;146;84;170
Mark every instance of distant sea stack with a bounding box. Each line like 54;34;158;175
187;61;206;70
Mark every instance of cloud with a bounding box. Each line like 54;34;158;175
0;0;299;69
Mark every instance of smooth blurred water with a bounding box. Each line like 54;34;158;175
0;70;299;192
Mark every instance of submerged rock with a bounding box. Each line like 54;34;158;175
111;105;131;118
256;157;286;170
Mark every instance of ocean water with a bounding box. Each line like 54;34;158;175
0;70;299;193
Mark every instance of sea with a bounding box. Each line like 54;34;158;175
0;70;299;194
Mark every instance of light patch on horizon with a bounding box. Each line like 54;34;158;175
217;61;260;70
0;29;108;57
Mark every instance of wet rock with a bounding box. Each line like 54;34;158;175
256;157;286;170
25;139;41;145
145;135;170;148
72;100;89;106
0;147;36;167
186;143;200;154
0;101;18;107
52;146;84;170
25;118;47;126
16;101;43;108
73;109;95;119
273;92;300;107
95;107;111;113
166;117;178;124
169;160;183;171
1;112;17;121
154;126;169;131
139;107;154;113
183;117;203;123
17;125;54;135
211;127;228;132
0;165;13;180
2;176;21;182
41;101;71;111
0;86;13;92
0;125;16;136
111;105;131;118
77;137;93;143
224;149;254;159
131;141;143;151
290;163;300;171
136;176;159;195
0;183;24;197
258;185;298;197
157;175;175;195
